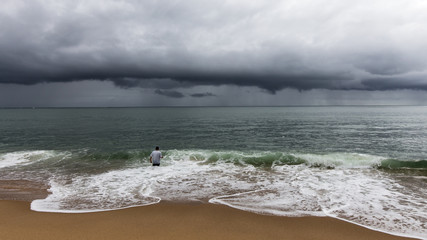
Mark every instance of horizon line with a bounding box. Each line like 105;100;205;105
1;104;426;109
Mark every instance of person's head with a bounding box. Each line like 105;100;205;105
155;146;159;150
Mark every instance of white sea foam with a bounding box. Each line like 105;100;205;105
31;169;161;213
31;150;256;212
29;150;426;239
291;152;385;168
0;150;65;169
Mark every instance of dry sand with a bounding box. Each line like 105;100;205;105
0;200;416;240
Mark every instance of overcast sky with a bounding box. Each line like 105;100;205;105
1;0;427;107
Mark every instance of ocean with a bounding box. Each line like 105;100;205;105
0;106;426;238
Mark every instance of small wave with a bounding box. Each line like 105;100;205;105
3;149;425;174
194;151;306;168
0;150;69;169
79;150;153;162
379;159;427;170
181;150;426;170
291;153;385;169
174;150;386;169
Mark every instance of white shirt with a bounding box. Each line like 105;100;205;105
150;150;162;164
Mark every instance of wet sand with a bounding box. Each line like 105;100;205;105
0;200;416;240
0;180;49;201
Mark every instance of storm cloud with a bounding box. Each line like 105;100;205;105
1;0;426;93
154;89;185;98
190;92;217;98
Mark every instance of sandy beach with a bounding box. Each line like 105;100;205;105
0;200;416;240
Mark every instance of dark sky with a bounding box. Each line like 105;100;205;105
1;0;427;106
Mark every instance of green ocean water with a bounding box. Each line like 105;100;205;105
1;106;427;158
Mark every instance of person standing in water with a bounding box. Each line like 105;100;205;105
150;146;163;166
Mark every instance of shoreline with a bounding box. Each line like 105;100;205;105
0;200;418;240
